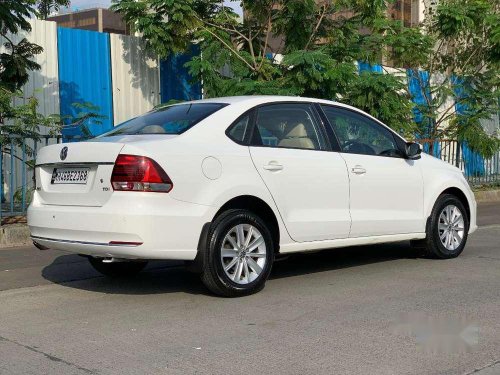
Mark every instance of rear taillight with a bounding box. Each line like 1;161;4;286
111;154;173;192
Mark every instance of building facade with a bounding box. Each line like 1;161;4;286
389;0;422;27
48;8;130;35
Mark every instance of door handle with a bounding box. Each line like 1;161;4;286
351;165;366;175
263;162;284;171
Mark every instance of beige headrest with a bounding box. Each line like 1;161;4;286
284;123;308;138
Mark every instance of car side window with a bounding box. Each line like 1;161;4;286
227;113;251;144
321;106;403;157
250;104;327;151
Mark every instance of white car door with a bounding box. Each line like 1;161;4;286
320;105;424;237
247;103;351;242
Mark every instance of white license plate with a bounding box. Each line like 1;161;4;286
51;167;90;184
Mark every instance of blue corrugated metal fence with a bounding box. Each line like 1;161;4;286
57;27;114;139
357;61;383;74
57;27;201;138
160;45;202;103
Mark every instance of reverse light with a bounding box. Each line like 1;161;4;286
111;154;173;192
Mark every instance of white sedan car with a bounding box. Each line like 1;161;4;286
28;96;477;296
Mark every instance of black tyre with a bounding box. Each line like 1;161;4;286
88;257;148;277
423;194;469;259
201;209;275;297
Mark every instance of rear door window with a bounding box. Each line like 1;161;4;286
101;103;226;136
250;104;327;150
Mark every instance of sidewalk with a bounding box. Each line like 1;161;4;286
0;223;30;247
474;188;500;203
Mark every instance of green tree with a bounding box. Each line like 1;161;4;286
112;0;499;156
37;0;71;20
0;87;58;138
1;0;105;137
385;0;500;157
0;0;43;91
112;0;416;135
0;87;106;141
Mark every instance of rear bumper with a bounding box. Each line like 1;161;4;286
27;192;216;260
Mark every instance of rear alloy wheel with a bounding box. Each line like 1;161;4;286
424;194;469;259
220;224;267;284
201;209;274;297
88;257;148;278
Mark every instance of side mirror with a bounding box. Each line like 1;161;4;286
405;142;422;160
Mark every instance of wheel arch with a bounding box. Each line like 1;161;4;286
188;195;283;274
425;185;471;230
439;187;471;222
213;195;281;253
419;186;472;258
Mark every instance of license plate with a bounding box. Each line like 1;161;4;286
51;167;90;184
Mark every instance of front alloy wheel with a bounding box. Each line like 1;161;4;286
424;193;469;259
438;204;465;251
201;209;274;297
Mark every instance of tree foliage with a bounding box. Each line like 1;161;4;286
37;0;71;20
0;0;72;89
388;0;500;156
0;0;43;91
113;0;500;156
0;87;58;138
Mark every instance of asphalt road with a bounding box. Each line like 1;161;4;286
0;203;499;375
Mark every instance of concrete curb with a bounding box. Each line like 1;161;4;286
474;189;500;203
0;224;31;248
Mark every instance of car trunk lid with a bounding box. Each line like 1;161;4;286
35;141;125;207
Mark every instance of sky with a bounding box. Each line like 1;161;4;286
68;0;242;14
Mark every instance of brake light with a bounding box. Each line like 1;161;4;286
111;154;173;192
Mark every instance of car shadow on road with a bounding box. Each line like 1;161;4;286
41;256;209;296
41;242;421;296
270;241;421;280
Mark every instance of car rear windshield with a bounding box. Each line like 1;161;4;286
101;103;227;136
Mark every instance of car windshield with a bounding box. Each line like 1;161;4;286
100;103;227;136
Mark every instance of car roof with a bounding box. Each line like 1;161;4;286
180;95;349;108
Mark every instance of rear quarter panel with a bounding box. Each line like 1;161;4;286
118;106;294;245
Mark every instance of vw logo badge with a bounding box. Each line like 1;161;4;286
60;146;68;161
